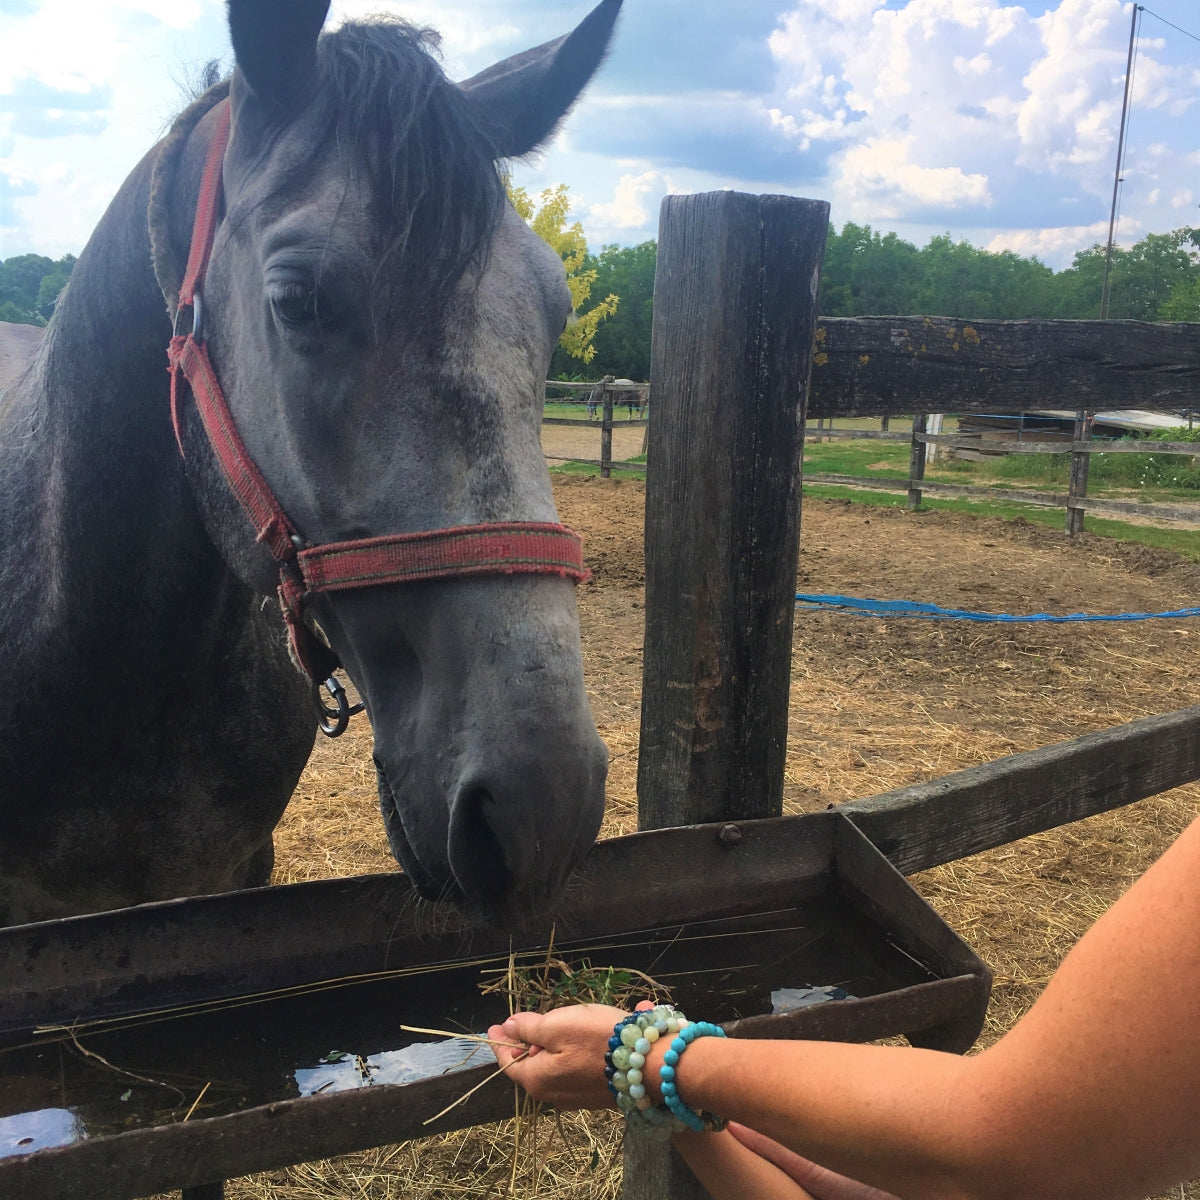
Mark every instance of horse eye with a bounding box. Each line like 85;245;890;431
270;282;320;328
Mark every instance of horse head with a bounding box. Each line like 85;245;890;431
164;0;619;918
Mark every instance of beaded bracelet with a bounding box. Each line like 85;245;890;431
604;1005;726;1137
659;1019;727;1132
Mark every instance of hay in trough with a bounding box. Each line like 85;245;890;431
177;476;1200;1200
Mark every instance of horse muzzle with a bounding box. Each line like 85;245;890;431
318;577;608;916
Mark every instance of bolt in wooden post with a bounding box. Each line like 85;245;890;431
601;375;615;479
1067;408;1092;536
627;191;828;1200
908;413;928;510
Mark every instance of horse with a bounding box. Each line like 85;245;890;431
0;0;620;927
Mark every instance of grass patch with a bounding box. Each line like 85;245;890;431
935;447;1200;493
549;461;647;479
544;401;593;420
803;438;910;478
803;482;1200;562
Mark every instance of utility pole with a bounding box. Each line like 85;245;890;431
1072;3;1140;536
1100;4;1141;320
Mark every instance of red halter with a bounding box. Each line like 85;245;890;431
166;100;590;692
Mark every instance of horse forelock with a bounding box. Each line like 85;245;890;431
261;20;505;301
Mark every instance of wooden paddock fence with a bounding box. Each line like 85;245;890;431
804;417;1200;528
546;317;1200;531
542;376;649;477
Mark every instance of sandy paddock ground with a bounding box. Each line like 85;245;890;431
208;472;1200;1200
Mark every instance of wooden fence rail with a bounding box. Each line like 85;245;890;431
839;705;1200;875
804;425;1200;457
807;317;1200;418
543;376;649;477
803;418;1200;525
803;469;1200;525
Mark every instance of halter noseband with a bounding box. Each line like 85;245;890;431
165;99;590;733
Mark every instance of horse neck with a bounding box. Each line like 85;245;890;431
0;145;228;657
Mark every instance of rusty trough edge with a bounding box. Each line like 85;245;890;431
0;1062;521;1200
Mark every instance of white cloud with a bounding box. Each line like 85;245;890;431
762;0;1199;262
985;215;1139;260
955;53;993;77
837;136;991;217
587;170;676;232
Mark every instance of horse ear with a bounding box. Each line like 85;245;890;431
459;0;622;158
227;0;331;109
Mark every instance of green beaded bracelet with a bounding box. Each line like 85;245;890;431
603;1005;725;1138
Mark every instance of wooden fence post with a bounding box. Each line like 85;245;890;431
1067;409;1092;535
908;413;928;510
601;376;615;478
627;191;828;1200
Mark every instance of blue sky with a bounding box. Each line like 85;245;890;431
1;0;1198;269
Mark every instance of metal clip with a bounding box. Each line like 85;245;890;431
312;674;365;739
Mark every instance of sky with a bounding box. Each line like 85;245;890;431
0;0;1198;271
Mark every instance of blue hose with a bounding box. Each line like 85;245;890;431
795;594;1200;623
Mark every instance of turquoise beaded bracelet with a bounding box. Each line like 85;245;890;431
604;1006;726;1137
659;1019;727;1133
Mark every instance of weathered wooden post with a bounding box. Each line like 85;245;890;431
627;191;828;1199
908;413;928;510
1066;409;1092;535
601;375;615;478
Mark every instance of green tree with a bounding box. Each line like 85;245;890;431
580;240;656;380
1052;228;1199;320
34;256;75;320
913;235;1057;318
507;182;618;367
0;252;76;325
1159;276;1200;321
819;223;923;316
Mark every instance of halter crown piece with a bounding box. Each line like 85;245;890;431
165;99;590;733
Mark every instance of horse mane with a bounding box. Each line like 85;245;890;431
149;78;232;318
149;20;505;321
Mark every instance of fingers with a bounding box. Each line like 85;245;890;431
483;1005;631;1111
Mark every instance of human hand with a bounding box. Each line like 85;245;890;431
487;1003;629;1111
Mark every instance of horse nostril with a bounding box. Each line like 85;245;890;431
447;784;528;911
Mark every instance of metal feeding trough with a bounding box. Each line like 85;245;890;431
0;811;989;1199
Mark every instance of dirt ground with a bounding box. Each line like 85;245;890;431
252;474;1200;1200
541;419;646;468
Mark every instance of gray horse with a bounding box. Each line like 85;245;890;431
0;0;620;925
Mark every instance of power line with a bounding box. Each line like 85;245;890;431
1138;6;1200;44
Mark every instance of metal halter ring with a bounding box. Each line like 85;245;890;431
312;674;365;738
173;288;204;342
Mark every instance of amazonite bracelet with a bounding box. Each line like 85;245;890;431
604;1005;726;1137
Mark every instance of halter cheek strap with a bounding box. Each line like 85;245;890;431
165;98;590;690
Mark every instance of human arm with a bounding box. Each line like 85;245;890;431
491;815;1200;1200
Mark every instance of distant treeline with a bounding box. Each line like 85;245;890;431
552;223;1200;384
8;223;1199;383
